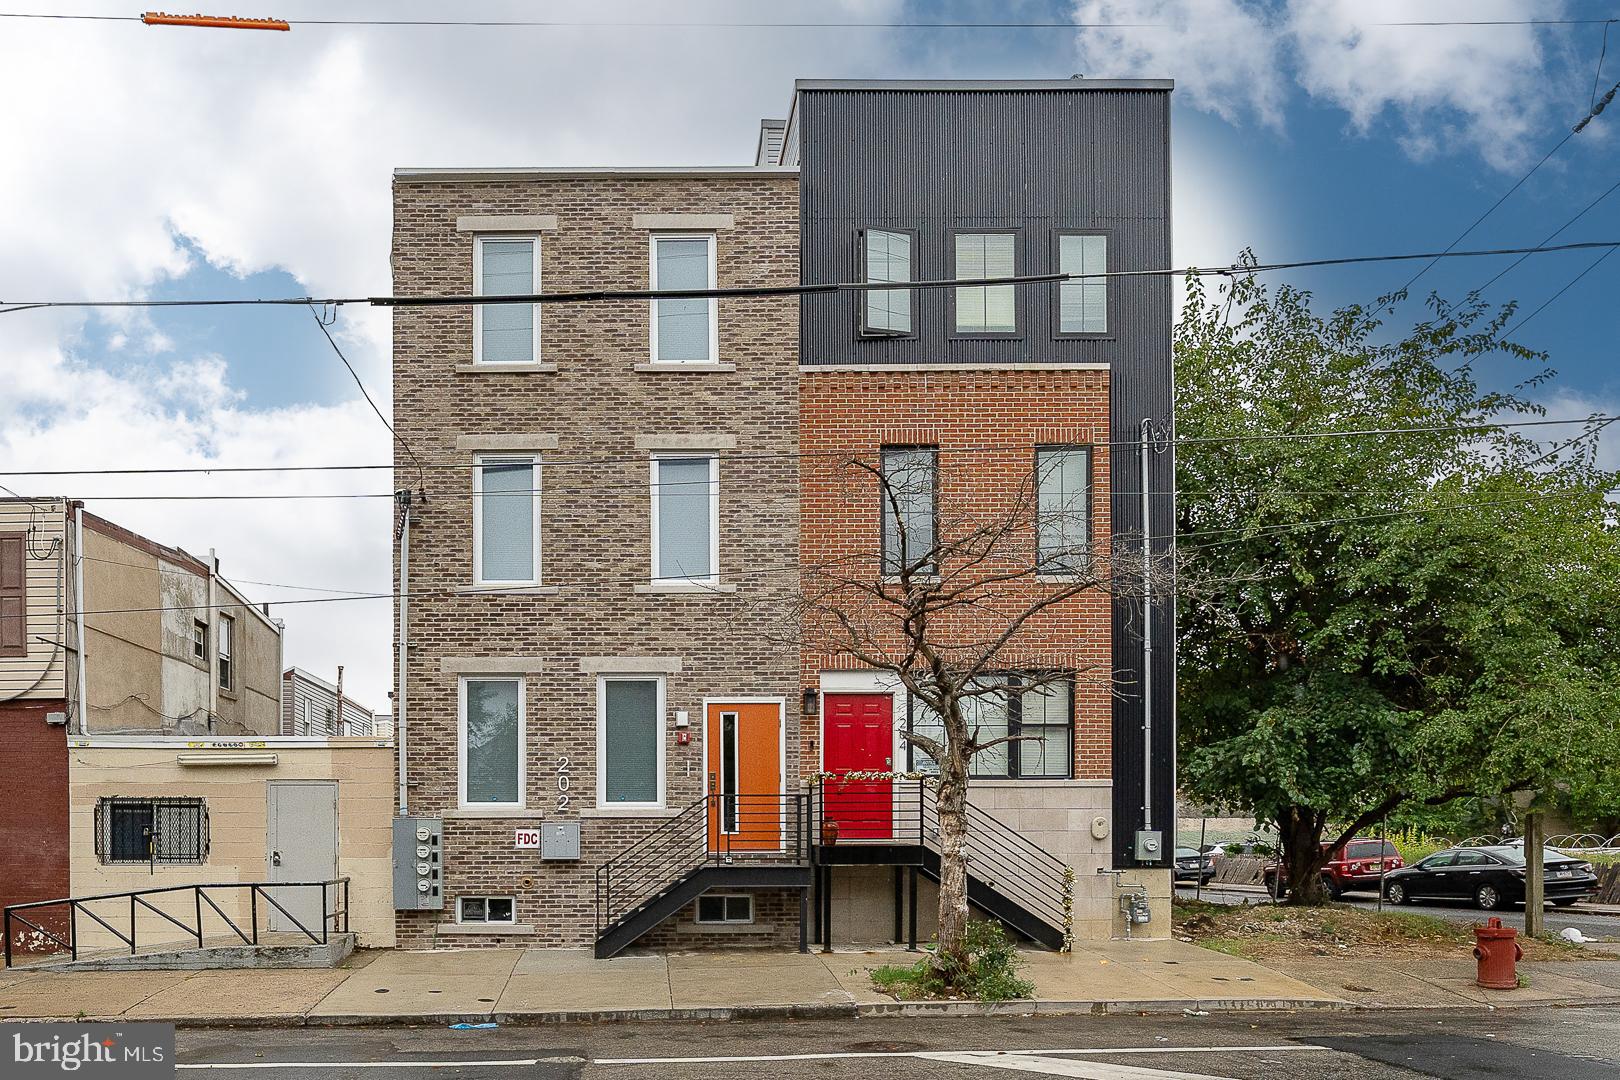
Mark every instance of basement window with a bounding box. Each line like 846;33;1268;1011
695;893;754;925
457;896;515;925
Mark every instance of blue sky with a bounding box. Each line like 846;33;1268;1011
3;0;1616;701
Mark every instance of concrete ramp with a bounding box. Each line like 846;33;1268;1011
32;932;354;972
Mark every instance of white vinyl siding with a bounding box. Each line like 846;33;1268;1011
473;236;539;364
1058;233;1107;335
649;234;717;363
459;676;524;808
954;232;1016;334
860;228;912;335
650;455;719;583
598;676;665;808
473;455;541;586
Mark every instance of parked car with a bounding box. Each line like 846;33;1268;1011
1262;838;1404;899
1174;846;1216;885
1382;845;1599;911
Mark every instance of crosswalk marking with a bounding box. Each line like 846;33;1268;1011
920;1051;1238;1080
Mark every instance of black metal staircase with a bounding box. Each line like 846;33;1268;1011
591;779;1071;958
593;793;811;958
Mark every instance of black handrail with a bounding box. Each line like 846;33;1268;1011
594;794;810;939
814;776;1071;934
3;878;351;968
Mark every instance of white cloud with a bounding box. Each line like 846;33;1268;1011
1073;0;1577;171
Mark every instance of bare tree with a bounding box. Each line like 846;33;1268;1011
780;449;1145;977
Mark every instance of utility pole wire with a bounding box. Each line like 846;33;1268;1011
6;239;1620;316
305;303;429;494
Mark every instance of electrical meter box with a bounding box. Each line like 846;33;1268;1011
541;821;580;860
1133;829;1163;863
393;816;443;910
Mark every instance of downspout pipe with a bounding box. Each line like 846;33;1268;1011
396;491;411;816
74;504;88;735
1140;418;1153;835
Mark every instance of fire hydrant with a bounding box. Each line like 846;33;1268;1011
1473;917;1523;989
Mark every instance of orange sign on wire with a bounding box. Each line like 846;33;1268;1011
141;11;291;31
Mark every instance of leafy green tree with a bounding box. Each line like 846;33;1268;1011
1176;269;1620;903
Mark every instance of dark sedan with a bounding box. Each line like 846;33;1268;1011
1174;846;1216;885
1382;845;1599;911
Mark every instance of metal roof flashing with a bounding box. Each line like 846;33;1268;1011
793;78;1174;92
393;166;799;181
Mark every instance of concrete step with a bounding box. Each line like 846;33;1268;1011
32;932;355;972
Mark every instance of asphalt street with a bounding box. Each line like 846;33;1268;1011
171;1005;1620;1079
1176;884;1620;941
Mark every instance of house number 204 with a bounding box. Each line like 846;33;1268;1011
556;756;571;812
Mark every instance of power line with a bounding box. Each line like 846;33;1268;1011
2;413;1615;482
8;240;1620;317
305;303;428;491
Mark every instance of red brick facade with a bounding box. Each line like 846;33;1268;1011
798;368;1114;780
0;700;70;953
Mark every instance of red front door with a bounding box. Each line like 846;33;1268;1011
823;693;893;839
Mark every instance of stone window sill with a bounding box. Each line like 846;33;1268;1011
678;922;776;936
444;807;534;819
455;362;558;374
633;582;738;595
456;585;561;596
580;806;682;819
437;922;537;936
633;363;736;373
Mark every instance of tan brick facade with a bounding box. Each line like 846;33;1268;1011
798;368;1114;779
391;172;800;948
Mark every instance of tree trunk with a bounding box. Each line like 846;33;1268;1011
1277;806;1330;905
934;747;971;976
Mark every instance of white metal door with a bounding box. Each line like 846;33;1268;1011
266;781;338;935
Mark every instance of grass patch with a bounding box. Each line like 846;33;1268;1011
867;921;1035;1002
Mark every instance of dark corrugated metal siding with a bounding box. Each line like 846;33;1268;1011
797;86;1176;868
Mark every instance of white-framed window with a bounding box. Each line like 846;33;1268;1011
859;227;913;336
457;896;515;925
1056;232;1108;335
473;454;541;586
953;231;1017;335
650;454;719;584
1036;446;1090;573
597;675;665;809
473;235;540;364
300;699;311;736
217;614;234;692
649;233;718;364
192;620;207;660
458;676;525;809
695;892;754;925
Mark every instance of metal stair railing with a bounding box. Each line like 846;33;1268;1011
593;793;809;940
3;879;351;968
813;776;1070;937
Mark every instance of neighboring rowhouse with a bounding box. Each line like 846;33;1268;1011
389;77;1174;955
1;499;395;958
282;666;377;737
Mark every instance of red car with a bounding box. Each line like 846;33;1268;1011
1262;838;1404;898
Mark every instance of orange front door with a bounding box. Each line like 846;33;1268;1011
706;701;783;853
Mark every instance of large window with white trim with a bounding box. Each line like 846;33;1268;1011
217;614;234;692
953;231;1017;335
598;676;664;808
473;236;540;364
473;455;541;586
459;676;524;808
650;455;718;583
649;233;717;363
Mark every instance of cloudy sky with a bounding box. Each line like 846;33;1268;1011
3;0;1618;705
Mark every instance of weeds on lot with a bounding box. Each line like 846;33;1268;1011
869;921;1035;1001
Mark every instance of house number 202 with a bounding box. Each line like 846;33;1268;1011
556;756;571;812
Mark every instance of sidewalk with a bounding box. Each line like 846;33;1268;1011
0;938;1340;1025
1;938;1615;1026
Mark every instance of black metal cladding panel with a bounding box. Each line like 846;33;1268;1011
797;87;1170;369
